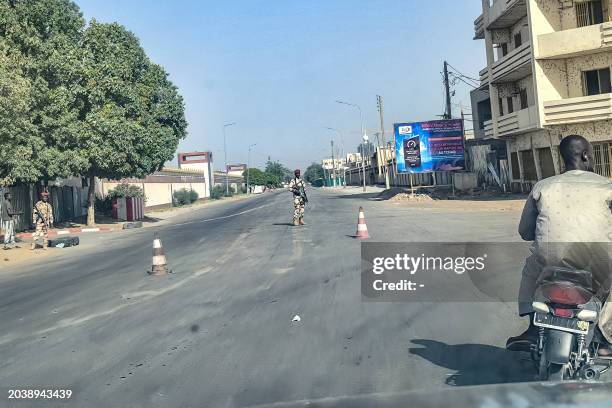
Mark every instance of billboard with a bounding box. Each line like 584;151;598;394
394;119;465;173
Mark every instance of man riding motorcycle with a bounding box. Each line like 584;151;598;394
506;135;612;357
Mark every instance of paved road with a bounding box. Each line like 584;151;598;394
0;188;565;407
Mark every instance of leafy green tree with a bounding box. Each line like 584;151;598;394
0;2;187;228
0;0;87;186
265;173;282;188
107;183;144;198
243;168;267;186
304;162;325;186
75;21;187;225
265;160;292;183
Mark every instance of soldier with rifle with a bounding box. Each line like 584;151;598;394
288;169;308;226
31;191;54;250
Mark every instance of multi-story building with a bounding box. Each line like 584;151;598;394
471;0;612;183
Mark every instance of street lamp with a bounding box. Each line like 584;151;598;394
247;143;257;194
325;127;346;188
223;122;236;196
335;100;367;192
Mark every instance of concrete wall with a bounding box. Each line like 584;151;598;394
101;180;208;209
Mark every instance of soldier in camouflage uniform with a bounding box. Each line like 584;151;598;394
288;169;307;226
31;191;53;250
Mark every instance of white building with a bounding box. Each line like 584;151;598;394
177;151;215;195
471;0;612;183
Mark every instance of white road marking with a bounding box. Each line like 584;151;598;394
171;202;276;227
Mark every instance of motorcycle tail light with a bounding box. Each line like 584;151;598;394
553;308;574;318
541;283;593;306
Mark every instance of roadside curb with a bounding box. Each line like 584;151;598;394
5;226;120;240
2;194;259;241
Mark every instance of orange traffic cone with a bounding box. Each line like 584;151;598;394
355;207;370;239
149;233;169;275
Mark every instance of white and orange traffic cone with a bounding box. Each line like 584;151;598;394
355;207;370;239
149;233;169;275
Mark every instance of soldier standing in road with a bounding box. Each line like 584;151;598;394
31;191;54;250
288;169;308;226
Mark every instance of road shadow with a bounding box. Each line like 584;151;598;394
408;339;535;386
273;223;295;227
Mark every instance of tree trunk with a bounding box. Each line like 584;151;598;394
87;174;96;226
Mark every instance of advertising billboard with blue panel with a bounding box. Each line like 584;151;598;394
394;119;465;173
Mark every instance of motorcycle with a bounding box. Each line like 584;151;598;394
531;266;611;381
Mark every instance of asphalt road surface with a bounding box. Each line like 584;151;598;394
0;188;590;407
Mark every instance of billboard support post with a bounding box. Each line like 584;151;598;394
409;173;414;196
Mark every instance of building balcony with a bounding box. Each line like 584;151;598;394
543;94;612;125
484;119;494;138
490;41;532;83
488;0;527;30
497;106;538;137
479;67;489;87
484;106;538;138
537;22;612;60
474;13;485;40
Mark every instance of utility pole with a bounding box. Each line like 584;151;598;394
247;143;256;194
223;122;236;196
443;61;452;120
335;100;367;192
330;139;336;187
325;127;346;188
377;95;390;189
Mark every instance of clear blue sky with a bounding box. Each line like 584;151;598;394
78;0;484;171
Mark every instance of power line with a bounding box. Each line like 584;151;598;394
450;73;480;89
445;62;480;83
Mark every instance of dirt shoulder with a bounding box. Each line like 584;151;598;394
1;193;261;268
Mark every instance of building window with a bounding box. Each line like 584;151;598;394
593;142;611;178
583;68;611;96
520;150;538;181
510;152;520;180
519;89;528;109
477;99;492;130
576;0;604;27
514;32;522;48
498;97;504;116
507;97;514;114
500;43;508;57
537;147;556;179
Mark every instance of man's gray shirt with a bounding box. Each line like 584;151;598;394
1;199;15;222
519;170;611;277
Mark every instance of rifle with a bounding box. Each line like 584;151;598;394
298;184;308;204
291;179;308;204
33;204;49;230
